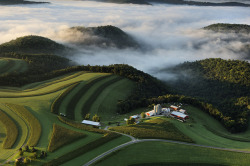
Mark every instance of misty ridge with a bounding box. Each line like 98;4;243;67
0;0;249;80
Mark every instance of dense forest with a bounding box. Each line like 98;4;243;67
68;25;140;49
0;35;67;55
162;58;250;132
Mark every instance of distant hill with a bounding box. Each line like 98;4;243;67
0;0;48;5
204;23;250;33
0;35;67;55
163;58;250;132
90;0;250;7
67;25;140;49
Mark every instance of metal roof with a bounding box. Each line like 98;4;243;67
81;120;101;126
171;111;188;118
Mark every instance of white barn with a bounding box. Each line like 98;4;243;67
81;120;101;127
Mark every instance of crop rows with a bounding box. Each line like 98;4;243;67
65;75;113;120
5;103;42;147
48;124;86;152
0;109;18;149
0;81;82;98
80;76;123;118
44;132;121;166
51;82;80;114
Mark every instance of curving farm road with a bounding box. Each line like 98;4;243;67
83;130;250;166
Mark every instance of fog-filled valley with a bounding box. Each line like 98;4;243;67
0;0;249;79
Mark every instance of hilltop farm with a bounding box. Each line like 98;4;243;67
0;58;250;166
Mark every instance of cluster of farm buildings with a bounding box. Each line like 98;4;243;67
130;104;189;122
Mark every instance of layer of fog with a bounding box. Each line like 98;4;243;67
0;0;249;80
184;0;250;5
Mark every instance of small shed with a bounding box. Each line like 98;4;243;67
170;105;179;111
179;109;187;114
145;111;154;117
81;120;101;127
130;115;139;119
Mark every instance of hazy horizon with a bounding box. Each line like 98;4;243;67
0;0;249;78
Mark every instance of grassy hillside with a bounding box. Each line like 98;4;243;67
163;58;250;132
94;141;250;166
0;71;134;165
69;25;139;49
204;23;250;33
0;35;66;55
110;118;193;142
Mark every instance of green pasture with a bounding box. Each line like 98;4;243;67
89;78;135;123
162;105;250;150
0;71;132;165
94;141;250;166
0;58;28;76
62;135;131;166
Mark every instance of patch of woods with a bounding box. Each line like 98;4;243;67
110;118;193;143
15;145;47;166
0;109;18;149
44;132;121;166
48;124;86;152
162;58;250;133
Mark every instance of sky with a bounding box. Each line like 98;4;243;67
0;0;249;77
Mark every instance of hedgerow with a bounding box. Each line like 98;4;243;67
110;118;193;143
0;110;18;149
44;133;121;166
48;124;86;152
58;116;108;134
5;103;41;146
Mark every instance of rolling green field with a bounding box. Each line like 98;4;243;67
0;58;28;76
94;141;250;166
0;71;134;165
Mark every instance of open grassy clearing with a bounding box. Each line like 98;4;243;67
0;110;18;149
62;135;131;166
94;141;250;166
110;118;193;142
165;105;250;150
87;78;135;123
0;58;28;76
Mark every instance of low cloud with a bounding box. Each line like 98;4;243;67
0;0;249;80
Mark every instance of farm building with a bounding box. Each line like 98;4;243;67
170;105;179;111
146;110;154;117
170;111;189;120
154;104;162;115
179;109;187;114
81;120;101;127
162;108;170;113
130;115;140;119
